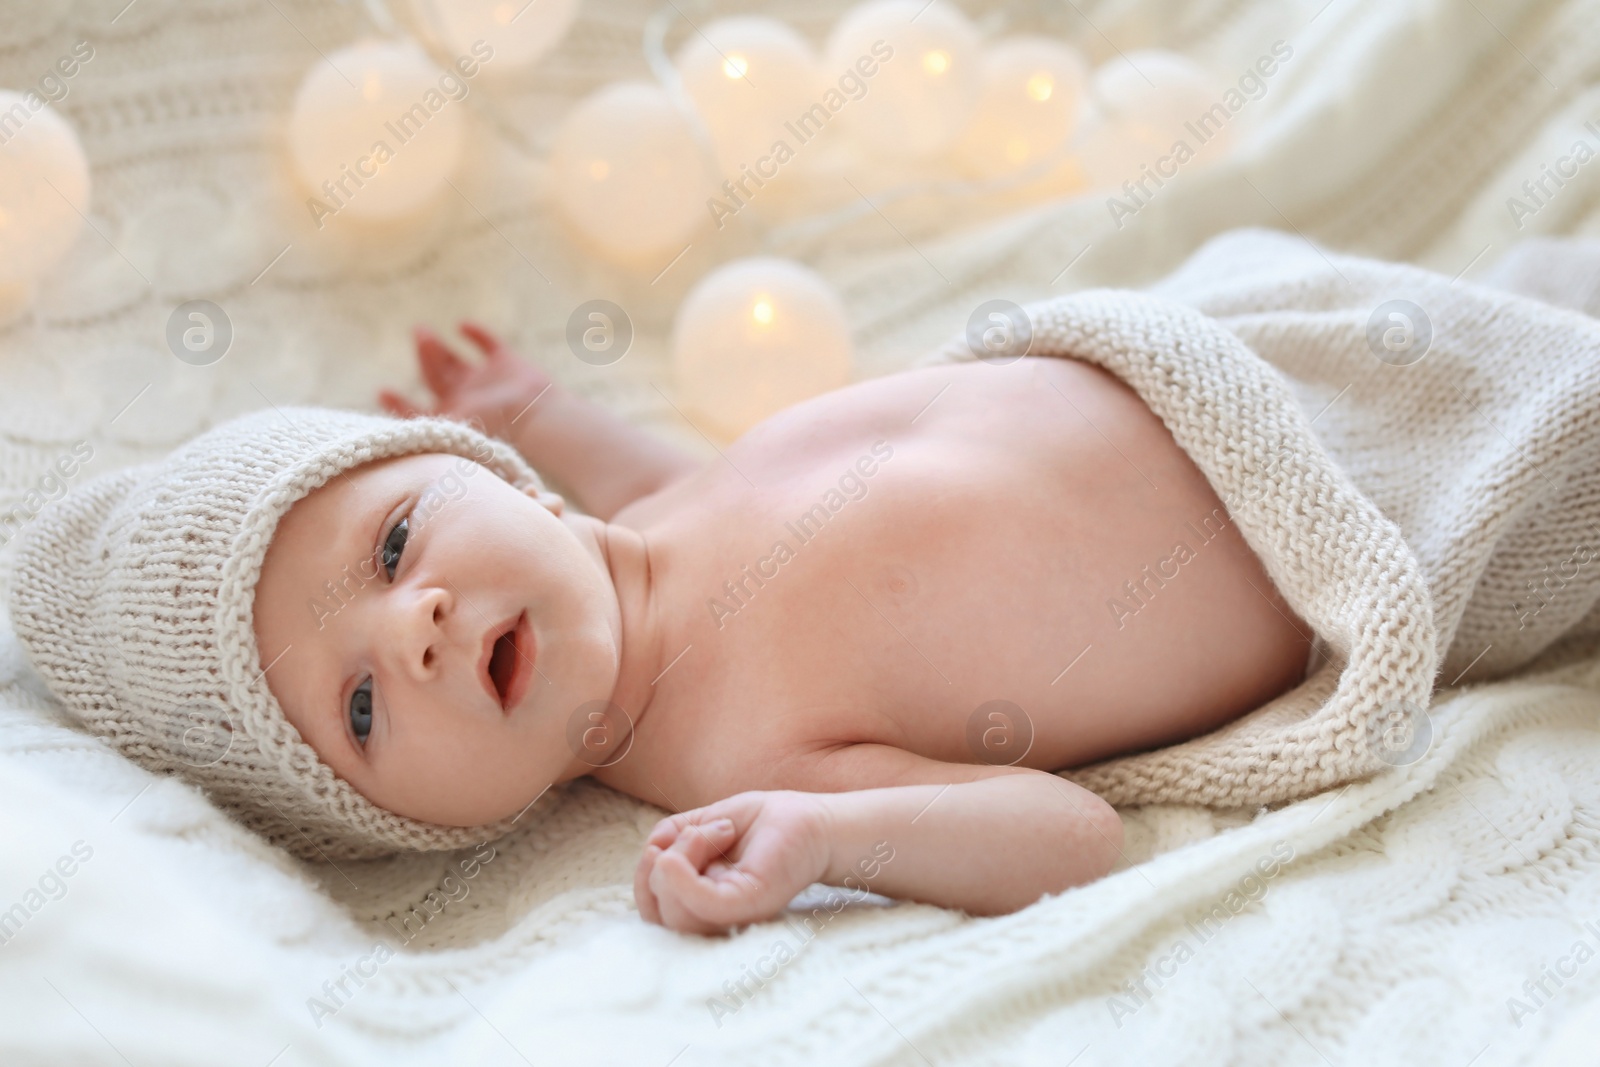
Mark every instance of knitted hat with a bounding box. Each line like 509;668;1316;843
5;405;564;861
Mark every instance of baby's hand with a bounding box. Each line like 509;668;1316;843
378;321;553;443
634;791;833;936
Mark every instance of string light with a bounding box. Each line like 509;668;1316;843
824;0;981;160
287;39;466;223
549;81;717;263
0;90;89;291
672;257;853;439
411;0;578;71
955;36;1087;179
673;16;820;177
1078;48;1233;189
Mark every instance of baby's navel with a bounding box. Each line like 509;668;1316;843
878;563;919;605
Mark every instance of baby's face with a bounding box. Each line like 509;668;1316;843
253;452;619;827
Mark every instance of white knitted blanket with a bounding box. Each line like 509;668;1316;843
5;0;1600;1064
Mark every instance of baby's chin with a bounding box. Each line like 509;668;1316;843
521;633;623;725
421;789;548;828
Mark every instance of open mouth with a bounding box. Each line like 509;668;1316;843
482;611;532;713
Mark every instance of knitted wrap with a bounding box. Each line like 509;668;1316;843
920;228;1600;808
4;405;564;860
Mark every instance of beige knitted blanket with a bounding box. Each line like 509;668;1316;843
918;227;1600;810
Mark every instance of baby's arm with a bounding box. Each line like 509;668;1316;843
379;322;700;520
634;746;1124;934
506;376;698;521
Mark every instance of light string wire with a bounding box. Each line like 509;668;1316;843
341;0;1093;255
641;1;1096;254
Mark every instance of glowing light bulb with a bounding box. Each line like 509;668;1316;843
288;40;465;222
954;36;1087;179
0;89;91;290
1078;48;1233;188
550;81;717;263
825;0;980;159
673;258;853;439
412;0;578;71
674;16;819;177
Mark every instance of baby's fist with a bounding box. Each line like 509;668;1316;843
634;791;833;936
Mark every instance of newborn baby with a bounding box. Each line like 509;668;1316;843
246;322;1314;934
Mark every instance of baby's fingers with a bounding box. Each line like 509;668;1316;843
634;844;664;926
459;320;513;361
413;326;470;396
378;389;424;419
668;818;738;873
648;809;731;851
652;849;766;933
638;819;737;930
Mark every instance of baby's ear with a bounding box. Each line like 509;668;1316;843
524;482;564;516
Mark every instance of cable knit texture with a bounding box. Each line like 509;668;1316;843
6;405;560;859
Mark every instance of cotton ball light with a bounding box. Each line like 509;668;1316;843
551;82;718;264
673;257;853;439
288;40;464;222
1080;48;1232;188
824;0;980;160
0;90;90;290
674;16;819;176
955;36;1087;178
412;0;577;70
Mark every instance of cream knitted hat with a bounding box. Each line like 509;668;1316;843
5;405;563;861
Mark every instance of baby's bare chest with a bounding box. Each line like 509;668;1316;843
624;358;1309;803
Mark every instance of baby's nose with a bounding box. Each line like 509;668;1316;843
394;586;453;682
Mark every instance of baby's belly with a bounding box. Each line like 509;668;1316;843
643;357;1315;780
704;358;1312;777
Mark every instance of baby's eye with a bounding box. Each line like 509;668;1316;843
381;516;409;580
350;678;374;745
